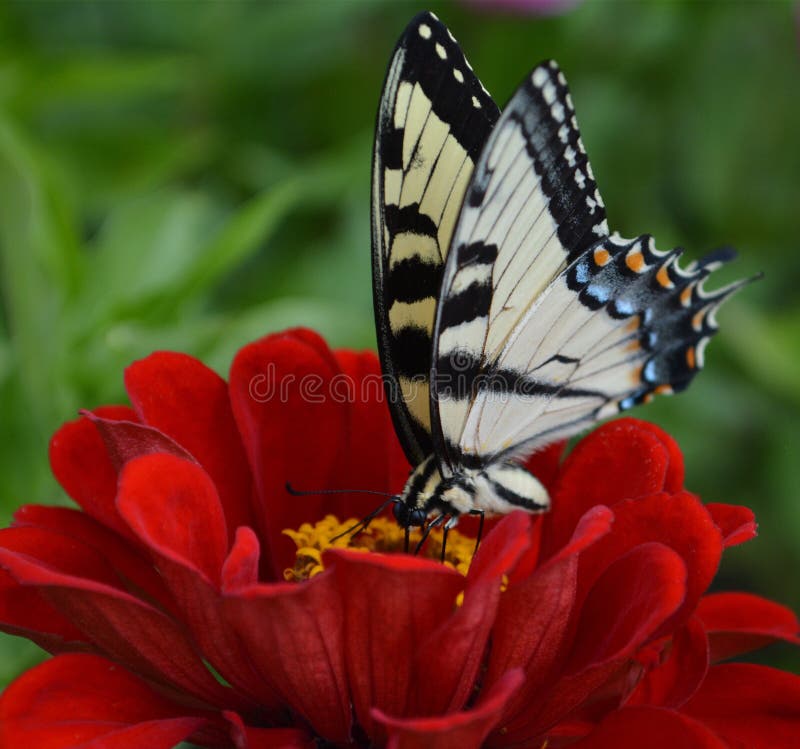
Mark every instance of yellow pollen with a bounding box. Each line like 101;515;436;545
283;515;477;582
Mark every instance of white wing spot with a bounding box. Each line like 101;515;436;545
543;82;557;105
565;93;574;110
419;23;432;39
435;42;447;59
532;67;549;87
549;60;558;70
472;95;482;109
557;71;567;85
453;68;465;83
575;170;586;189
551;102;565;122
558;124;570;143
447;29;456;42
564;145;577;166
429;11;440;21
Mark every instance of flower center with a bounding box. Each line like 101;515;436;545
283;514;476;581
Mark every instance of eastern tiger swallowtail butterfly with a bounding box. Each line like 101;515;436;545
372;11;753;533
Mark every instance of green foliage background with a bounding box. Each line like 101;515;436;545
0;0;798;685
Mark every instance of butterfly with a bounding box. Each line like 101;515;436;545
372;11;753;538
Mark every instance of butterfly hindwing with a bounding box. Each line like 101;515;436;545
430;62;752;469
455;236;750;463
372;11;500;464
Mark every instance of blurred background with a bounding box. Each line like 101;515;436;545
0;0;798;684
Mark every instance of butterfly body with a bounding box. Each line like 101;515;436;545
373;12;754;528
394;455;549;527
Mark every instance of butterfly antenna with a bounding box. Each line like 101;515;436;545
414;515;446;556
285;483;394;499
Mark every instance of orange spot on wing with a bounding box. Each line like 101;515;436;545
625;318;640;333
655;384;673;395
680;285;693;307
692;310;705;331
656;264;673;288
686;347;696;369
626;251;645;273
594;248;611;266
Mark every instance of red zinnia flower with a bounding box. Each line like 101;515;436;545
0;328;798;748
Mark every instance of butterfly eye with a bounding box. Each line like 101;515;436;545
392;502;409;526
409;508;427;527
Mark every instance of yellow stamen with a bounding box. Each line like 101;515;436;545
283;515;477;582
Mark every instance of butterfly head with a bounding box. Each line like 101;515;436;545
392;501;428;529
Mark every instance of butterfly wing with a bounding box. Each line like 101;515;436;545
431;60;606;467
431;62;751;468
372;11;499;465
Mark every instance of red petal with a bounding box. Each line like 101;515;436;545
125;351;256;544
325;549;464;741
484;507;613;738
705;503;757;548
568;542;687;672
0;654;207;749
577;492;722;636
498;544;689;741
412;513;533;715
0;541;235;708
229;329;348;579
627;615;709;708
374;669;524;749
224;570;351;744
13;505;173;612
570;706;727;749
118;455;278;713
223;711;315;749
627;420;684;492
684;663;800;747
117;454;228;586
697;592;800;661
0;567;86;652
49;406;137;536
83;411;194;468
222;527;261;591
329;349;411;520
523;440;567;496
543;419;682;557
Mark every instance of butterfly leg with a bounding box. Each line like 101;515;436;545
440;515;460;562
330;497;399;543
468;510;485;556
414;515;446;556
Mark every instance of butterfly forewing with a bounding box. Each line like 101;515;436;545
372;11;499;465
